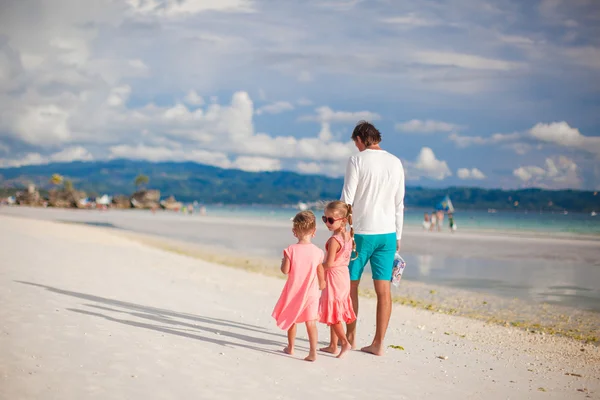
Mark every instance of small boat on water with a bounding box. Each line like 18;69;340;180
592;211;597;217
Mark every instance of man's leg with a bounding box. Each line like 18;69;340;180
345;279;360;349
346;234;370;349
361;233;396;356
360;279;391;356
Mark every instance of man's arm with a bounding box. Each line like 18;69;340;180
395;163;406;251
340;157;358;205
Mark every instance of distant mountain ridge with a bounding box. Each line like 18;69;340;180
0;160;598;212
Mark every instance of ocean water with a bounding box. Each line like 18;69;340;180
2;206;599;312
204;205;600;236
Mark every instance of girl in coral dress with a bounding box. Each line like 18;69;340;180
318;201;357;358
272;211;325;362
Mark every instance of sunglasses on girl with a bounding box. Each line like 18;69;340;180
322;216;345;225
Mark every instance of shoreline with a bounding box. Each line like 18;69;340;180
2;205;600;240
19;214;597;344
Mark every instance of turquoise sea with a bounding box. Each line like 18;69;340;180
204;205;600;236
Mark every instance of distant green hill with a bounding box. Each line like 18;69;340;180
1;160;598;212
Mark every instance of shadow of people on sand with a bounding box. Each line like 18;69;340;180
16;280;312;356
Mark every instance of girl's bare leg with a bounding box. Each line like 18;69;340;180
284;324;296;355
304;320;318;362
331;322;351;359
319;326;338;353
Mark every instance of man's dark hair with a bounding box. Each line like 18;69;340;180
351;120;382;146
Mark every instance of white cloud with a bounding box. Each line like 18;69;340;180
0;146;94;168
256;101;294;115
107;85;132;107
318;122;333;141
413;51;524;71
296;161;322;174
405;147;452;180
529;122;600;156
449;131;523;148
381;14;439;27
513;156;580;189
13;105;71;145
109;144;233;168
396;119;462;133
49;146;94;163
297;98;313;106
126;0;254;17
457;167;486;180
498;34;535;47
184;90;205;106
448;122;600;158
232;156;281;172
299;106;380;123
295;160;346;177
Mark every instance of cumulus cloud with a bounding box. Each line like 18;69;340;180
396;119;462;133
107;85;132;107
299;106;381;123
513;156;581;189
184;90;204;106
449;122;600;158
457;168;486;180
296;161;322;174
256;101;294;115
529;122;600;156
232;156;281;172
405;147;452;180
296;160;346;177
0;146;94;168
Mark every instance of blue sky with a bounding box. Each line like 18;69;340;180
0;0;599;189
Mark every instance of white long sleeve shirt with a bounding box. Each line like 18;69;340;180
340;149;405;239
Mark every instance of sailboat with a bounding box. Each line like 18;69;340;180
435;195;455;213
592;211;597;217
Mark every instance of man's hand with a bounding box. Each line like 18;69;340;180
396;240;401;253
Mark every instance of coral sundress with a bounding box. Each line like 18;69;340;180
272;243;324;331
318;233;357;325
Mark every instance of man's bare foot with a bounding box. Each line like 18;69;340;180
336;342;352;359
304;351;317;362
283;346;293;355
319;345;338;354
360;343;384;356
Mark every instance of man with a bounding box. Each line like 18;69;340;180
341;120;405;356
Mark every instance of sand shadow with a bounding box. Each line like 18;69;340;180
16;280;312;356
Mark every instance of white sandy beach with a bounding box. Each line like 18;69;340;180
1;214;599;399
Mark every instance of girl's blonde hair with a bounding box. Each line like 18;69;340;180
293;210;316;236
325;200;357;259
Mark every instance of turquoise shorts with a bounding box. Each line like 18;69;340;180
349;233;397;281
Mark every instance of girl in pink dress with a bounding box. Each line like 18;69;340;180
272;211;325;362
318;201;357;358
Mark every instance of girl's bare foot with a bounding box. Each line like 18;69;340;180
336;342;352;359
319;344;338;354
347;333;356;350
304;351;317;362
283;346;293;355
